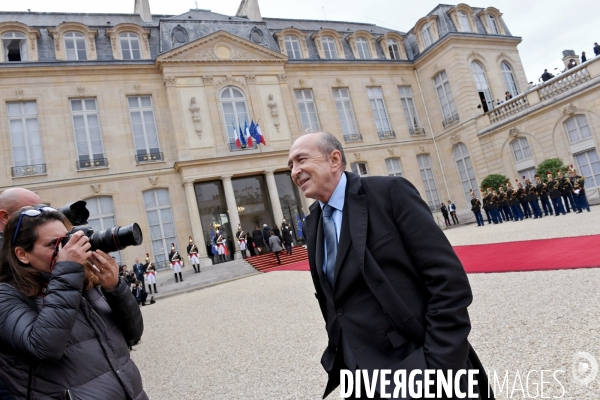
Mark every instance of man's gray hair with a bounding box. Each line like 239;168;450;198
303;131;347;168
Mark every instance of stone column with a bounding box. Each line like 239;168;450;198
221;175;242;260
264;169;284;227
183;181;212;267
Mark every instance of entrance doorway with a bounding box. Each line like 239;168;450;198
274;172;306;246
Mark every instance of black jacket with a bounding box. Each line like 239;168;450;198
0;261;147;400
251;229;265;247
305;173;490;398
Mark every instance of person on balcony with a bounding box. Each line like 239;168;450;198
540;69;554;82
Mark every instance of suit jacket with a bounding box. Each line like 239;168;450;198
305;172;490;399
132;263;145;279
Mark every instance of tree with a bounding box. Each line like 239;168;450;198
536;158;569;183
480;174;510;192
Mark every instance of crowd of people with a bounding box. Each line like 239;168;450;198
468;167;590;226
236;220;295;265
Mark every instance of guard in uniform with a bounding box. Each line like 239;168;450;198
215;230;229;263
470;189;484;226
516;179;531;219
547;172;566;216
535;174;553;216
557;170;576;213
169;243;184;283
570;166;590;212
144;254;158;294
187;236;201;273
487;187;501;224
525;176;543;218
506;181;522;221
482;187;492;224
497;185;513;221
236;224;248;259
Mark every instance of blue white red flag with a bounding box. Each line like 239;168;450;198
256;123;266;145
236;120;247;147
210;229;218;255
244;120;253;147
233;122;241;148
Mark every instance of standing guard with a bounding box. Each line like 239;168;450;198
516;179;531;219
547;171;566;216
525;176;543;219
497;185;513;221
570;166;590;212
169;243;184;283
482;187;492;224
187;236;201;273
236;224;248;259
470;189;484;226
506;180;522;221
487;187;501;224
557;170;576;213
215;229;229;263
536;174;553;216
145;255;158;294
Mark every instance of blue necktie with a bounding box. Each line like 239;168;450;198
322;204;337;287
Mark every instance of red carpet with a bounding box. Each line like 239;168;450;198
265;235;600;274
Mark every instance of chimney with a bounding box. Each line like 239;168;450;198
236;0;262;22
134;0;153;23
561;49;579;69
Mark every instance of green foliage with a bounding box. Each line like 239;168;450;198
480;174;509;191
536;158;569;182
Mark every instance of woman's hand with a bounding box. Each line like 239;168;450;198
56;231;92;265
90;249;120;291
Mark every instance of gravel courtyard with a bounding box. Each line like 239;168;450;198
132;206;600;399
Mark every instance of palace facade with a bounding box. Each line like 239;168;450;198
1;0;599;267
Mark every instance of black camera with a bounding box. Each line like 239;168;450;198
58;200;143;253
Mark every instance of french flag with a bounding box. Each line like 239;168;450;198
236;120;247;147
244;120;253;147
256;122;266;145
233;122;241;148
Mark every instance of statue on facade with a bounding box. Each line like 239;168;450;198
267;93;280;131
189;97;202;137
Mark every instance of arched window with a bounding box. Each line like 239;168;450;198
387;39;400;60
119;32;141;60
417;154;440;209
487;15;499;34
501;62;518;98
471;62;494;112
322;36;338;59
220;87;250;150
421;23;434;48
574;150;600;189
511;137;532;161
433;71;458;126
284;35;302;59
385;158;403;177
64;31;87;60
351;162;369;176
2;32;28;62
356;37;371;59
86;196;122;264
453;143;478;203
143;188;178;269
564;115;592;143
458;12;471;32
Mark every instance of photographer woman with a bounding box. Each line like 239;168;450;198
0;206;147;399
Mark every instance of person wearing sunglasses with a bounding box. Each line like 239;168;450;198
0;206;147;400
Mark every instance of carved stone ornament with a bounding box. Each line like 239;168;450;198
164;77;176;86
267;94;280;132
54;37;60;51
336;78;343;86
16;89;23;100
134;83;141;93
563;103;576;116
354;152;361;160
28;33;36;50
418;145;425;153
508;127;520;137
245;74;256;84
467;51;485;62
370;77;376;84
201;75;213;85
149;175;158;186
278;74;287;83
299;78;305;88
450;133;461;144
189;97;202;137
387;148;395;156
496;52;514;64
88;34;96;52
77;86;85;96
91;183;101;194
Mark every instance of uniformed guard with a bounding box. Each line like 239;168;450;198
482;187;492;224
487;187;501;224
236;224;248;259
516;179;531;219
525;176;543;218
169;243;184;283
187;236;201;273
535;174;553;216
547;171;566;216
470;189;484;226
144;254;158;294
497;185;513;221
215;230;229;263
557;169;576;213
506;180;522;221
570;165;590;212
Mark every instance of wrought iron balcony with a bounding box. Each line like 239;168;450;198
228;142;258;151
76;158;108;170
11;164;46;177
135;152;163;163
377;130;396;139
409;127;426;136
343;133;363;142
442;113;459;128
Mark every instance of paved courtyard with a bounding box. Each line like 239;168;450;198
131;206;600;399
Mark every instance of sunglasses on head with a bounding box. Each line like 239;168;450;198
12;207;58;248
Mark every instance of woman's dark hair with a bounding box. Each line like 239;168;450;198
269;230;274;235
0;207;72;297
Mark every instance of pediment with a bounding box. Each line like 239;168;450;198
157;31;287;64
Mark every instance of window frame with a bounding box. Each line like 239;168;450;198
332;88;360;140
7;101;44;169
284;35;302;59
143;188;179;269
398;86;422;134
127;95;162;162
501;62;519;98
2;31;28;62
417;153;440;209
351;162;369;177
421;23;434;48
458;12;472;32
385;158;403;177
85;196;122;264
294;89;321;133
64;31;88;61
69;98;106;168
355;37;371;59
366;87;393;138
433;71;459;126
219;86;252;150
564;115;593;144
453;143;478;204
387;39;401;60
487;14;499;34
511;137;532;162
574;149;600;189
471;61;494;112
119;32;141;60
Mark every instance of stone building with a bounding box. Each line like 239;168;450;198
1;0;598;268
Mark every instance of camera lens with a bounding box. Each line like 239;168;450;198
89;223;143;253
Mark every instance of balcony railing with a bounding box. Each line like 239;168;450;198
537;64;592;101
343;133;363;142
409;127;426;136
487;94;530;123
11;163;46;177
442;113;459;128
228;142;258;152
135;152;163;163
377;130;396;139
76;158;108;170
